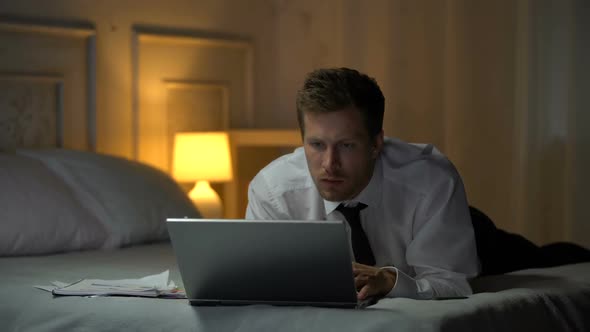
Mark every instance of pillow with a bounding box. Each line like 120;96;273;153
0;153;109;256
17;149;200;248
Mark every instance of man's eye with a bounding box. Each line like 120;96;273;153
341;143;355;149
309;142;324;149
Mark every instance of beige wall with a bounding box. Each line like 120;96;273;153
1;0;588;247
270;0;588;248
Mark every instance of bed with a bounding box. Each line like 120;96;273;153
1;149;590;332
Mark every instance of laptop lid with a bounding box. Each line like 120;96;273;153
166;218;359;308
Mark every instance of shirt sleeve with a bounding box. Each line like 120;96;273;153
245;172;282;220
384;169;479;299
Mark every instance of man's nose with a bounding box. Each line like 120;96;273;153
322;147;340;173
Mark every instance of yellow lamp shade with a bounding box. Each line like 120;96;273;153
172;132;233;182
172;132;233;218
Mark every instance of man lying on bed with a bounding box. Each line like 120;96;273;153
245;67;590;301
246;67;477;300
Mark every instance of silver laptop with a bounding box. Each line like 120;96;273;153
166;218;372;309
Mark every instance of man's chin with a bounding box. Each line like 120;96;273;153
318;189;351;202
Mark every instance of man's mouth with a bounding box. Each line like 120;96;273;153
320;178;344;184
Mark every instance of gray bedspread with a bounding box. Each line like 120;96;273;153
1;243;589;332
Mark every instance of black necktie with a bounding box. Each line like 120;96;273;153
336;203;376;266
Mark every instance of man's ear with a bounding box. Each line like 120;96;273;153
372;130;384;158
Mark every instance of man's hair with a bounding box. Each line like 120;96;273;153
296;67;385;138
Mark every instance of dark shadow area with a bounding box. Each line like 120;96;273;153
470;274;573;293
470;206;590;276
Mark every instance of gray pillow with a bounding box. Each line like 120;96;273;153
0;153;109;256
17;149;201;248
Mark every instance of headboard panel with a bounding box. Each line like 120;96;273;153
0;18;96;151
0;75;61;150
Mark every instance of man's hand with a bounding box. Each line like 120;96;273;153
353;262;397;301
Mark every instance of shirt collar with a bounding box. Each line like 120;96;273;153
322;157;384;215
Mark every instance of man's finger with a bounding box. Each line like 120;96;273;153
353;262;374;270
353;268;369;276
352;263;367;273
354;275;369;289
357;283;373;300
352;263;376;275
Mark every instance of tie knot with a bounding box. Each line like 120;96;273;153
336;203;367;221
336;203;367;214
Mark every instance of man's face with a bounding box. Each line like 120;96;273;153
302;107;383;202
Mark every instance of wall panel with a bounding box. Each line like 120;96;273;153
0;18;96;150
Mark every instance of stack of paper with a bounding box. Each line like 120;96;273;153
34;270;185;299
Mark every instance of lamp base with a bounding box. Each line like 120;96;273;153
188;181;223;218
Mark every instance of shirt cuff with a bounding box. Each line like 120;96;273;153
381;267;419;299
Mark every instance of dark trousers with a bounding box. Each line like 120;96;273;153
469;206;590;276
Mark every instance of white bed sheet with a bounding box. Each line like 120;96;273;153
1;243;589;332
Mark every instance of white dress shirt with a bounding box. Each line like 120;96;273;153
246;137;480;299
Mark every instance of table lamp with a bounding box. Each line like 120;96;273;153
172;132;233;218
